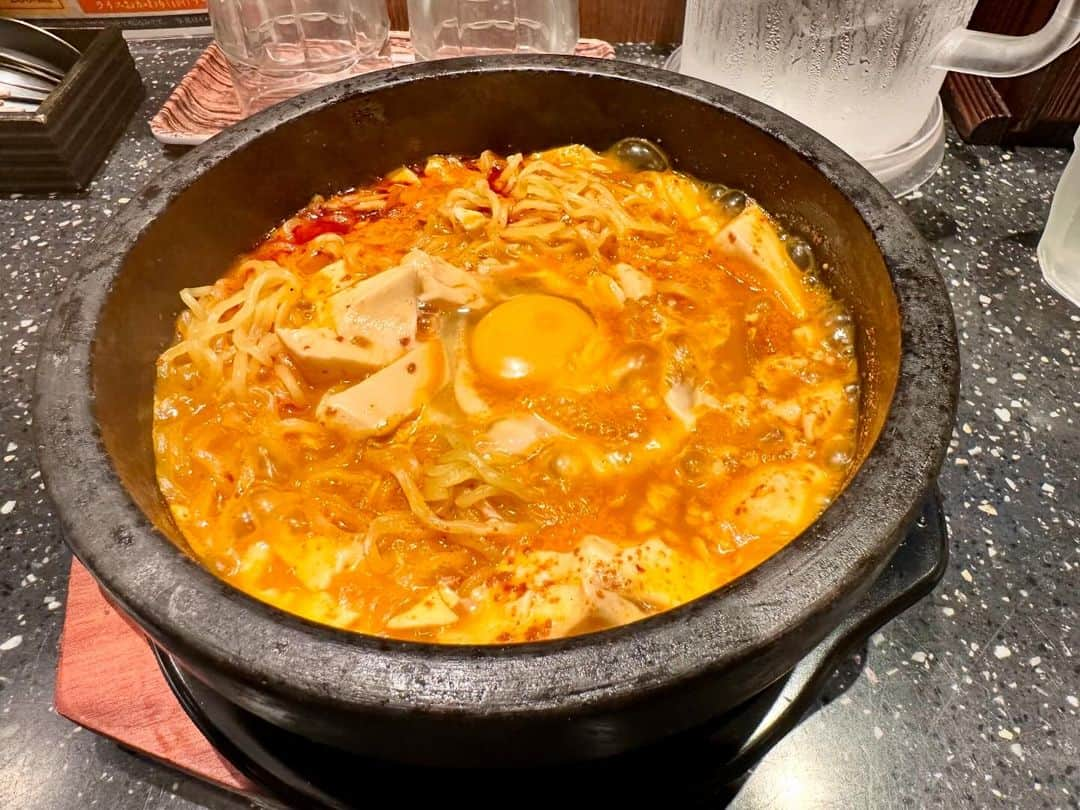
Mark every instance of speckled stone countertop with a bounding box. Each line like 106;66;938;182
1;38;1077;810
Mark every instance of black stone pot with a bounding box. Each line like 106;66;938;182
34;56;959;768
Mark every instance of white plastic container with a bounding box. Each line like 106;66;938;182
1038;128;1080;307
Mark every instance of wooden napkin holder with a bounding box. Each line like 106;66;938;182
942;0;1080;146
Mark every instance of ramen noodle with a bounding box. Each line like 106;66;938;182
153;141;859;644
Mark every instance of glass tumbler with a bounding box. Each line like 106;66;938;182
407;0;579;60
209;0;390;115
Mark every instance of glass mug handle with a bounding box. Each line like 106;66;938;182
932;0;1080;77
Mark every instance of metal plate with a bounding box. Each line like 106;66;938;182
0;17;78;72
0;45;66;82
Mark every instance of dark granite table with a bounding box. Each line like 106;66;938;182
1;38;1077;810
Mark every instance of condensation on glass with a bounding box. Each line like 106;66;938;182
408;0;579;60
677;0;1080;195
209;0;390;114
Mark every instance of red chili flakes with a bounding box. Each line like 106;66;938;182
278;401;306;418
406;362;417;374
253;239;296;262
524;618;553;641
290;213;355;245
486;164;507;193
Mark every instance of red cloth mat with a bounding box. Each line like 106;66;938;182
55;560;258;797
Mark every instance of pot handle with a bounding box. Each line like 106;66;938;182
932;0;1080;78
726;488;948;776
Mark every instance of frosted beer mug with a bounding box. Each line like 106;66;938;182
677;0;1080;195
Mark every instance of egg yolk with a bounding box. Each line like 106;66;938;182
471;294;596;385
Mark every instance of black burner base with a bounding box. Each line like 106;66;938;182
157;490;947;810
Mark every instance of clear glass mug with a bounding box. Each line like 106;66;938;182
209;0;390;115
675;0;1080;195
407;0;579;60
